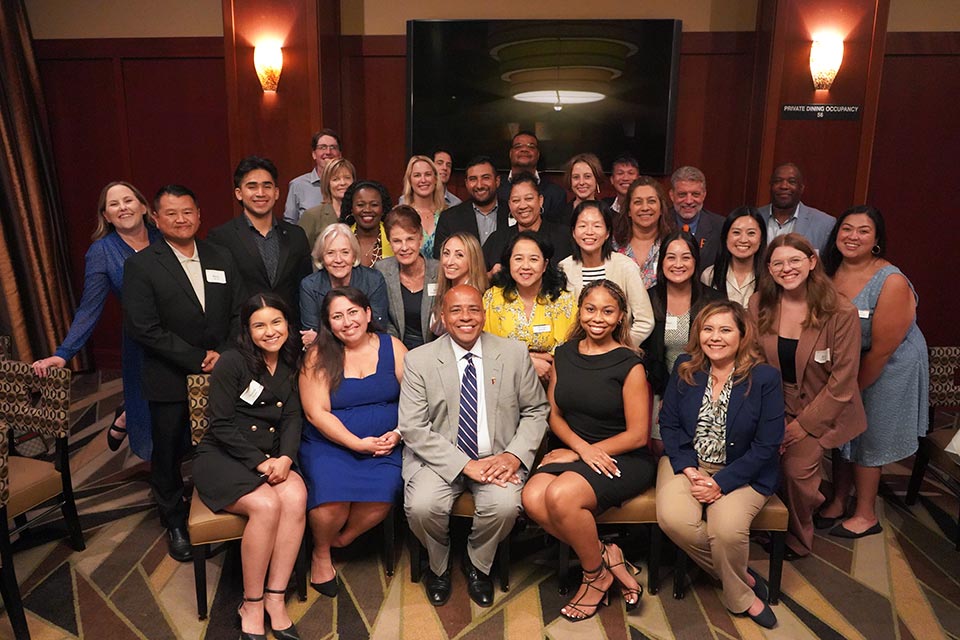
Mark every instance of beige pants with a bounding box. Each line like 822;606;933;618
656;456;769;613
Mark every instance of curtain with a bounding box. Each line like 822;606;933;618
0;0;81;366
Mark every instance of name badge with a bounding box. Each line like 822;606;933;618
532;324;551;334
814;348;831;364
665;316;679;331
427;283;438;297
205;269;226;284
240;380;264;405
858;308;871;319
508;217;518;227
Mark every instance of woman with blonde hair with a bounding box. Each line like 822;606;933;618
658;301;784;628
400;155;447;257
431;232;488;334
299;158;356;250
32;181;158;457
750;233;866;559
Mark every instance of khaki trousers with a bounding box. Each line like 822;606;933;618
656;456;769;613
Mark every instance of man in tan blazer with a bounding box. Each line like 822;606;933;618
398;285;548;607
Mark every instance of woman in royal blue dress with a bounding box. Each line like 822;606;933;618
298;287;407;597
32;181;158;458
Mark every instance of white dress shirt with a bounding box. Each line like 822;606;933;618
167;240;205;311
450;338;491;458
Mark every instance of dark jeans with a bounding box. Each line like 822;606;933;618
148;400;193;529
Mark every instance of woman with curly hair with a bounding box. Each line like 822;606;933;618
341;180;393;267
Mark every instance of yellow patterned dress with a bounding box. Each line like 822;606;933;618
482;286;577;353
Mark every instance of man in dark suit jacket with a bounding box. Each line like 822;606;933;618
123;184;243;561
669;165;725;267
495;131;568;226
433;156;509;259
207;156;311;323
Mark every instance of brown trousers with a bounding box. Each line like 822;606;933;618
656;457;769;613
781;382;826;556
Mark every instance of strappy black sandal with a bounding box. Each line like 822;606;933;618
603;541;643;611
560;564;610;622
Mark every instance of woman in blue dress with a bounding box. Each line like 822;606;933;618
819;206;929;538
298;287;407;597
32;181;158;458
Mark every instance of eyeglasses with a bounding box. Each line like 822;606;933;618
315;144;340;152
511;142;537;150
769;256;809;272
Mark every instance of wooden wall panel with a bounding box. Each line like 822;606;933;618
35;38;230;367
868;33;960;346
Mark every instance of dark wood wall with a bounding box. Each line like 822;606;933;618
33;28;959;365
35;38;232;368
868;33;960;346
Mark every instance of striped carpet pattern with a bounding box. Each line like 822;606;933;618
0;370;957;639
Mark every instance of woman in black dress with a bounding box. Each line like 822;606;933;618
194;293;306;640
521;280;656;622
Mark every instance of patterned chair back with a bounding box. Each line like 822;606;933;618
187;374;212;446
0;421;9;508
0;360;70;439
929;347;960;409
0;336;10;361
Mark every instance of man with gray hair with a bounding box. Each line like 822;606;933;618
669;166;724;267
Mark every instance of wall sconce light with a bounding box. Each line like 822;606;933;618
810;35;843;91
254;41;283;92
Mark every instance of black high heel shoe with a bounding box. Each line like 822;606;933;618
602;542;643;611
310;571;339;597
106;404;127;452
264;588;301;640
237;595;267;640
560;564;610;622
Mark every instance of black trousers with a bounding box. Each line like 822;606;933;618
148;400;193;529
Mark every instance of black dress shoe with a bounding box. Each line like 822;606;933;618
813;511;843;530
309;572;339;598
425;568;452;606
167;526;192;562
746;567;769;602
462;555;493;607
737;600;778;629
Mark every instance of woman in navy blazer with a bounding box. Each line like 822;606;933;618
657;300;784;629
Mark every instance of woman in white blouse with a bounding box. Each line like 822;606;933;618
701;207;767;308
559;201;654;346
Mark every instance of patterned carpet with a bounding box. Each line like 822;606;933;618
0;370;958;639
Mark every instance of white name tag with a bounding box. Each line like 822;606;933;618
858;308;871;319
205;269;226;284
532;324;551;334
508;217;518;227
240;380;264;405
665;316;679;331
427;283;438;297
814;348;831;364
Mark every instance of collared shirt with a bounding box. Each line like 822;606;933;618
283;168;324;223
473;201;500;246
675;210;702;235
508;169;541;184
444;189;462;207
700;265;757;308
450;338;491;458
244;213;280;285
766;204;800;240
167;240;205;311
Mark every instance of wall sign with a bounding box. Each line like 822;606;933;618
781;104;861;120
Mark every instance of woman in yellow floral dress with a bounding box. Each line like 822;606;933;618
483;230;576;381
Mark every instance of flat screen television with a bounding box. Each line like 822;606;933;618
407;19;682;175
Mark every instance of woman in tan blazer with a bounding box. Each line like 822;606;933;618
750;233;866;558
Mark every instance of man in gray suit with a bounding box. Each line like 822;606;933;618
398;285;549;607
758;163;836;253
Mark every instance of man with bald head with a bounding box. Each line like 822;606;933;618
398;285;549;608
758;163;836;254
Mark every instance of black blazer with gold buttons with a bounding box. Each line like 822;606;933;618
202;349;301;470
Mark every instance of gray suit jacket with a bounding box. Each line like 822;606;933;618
758;202;836;254
398;333;549;484
374;257;440;345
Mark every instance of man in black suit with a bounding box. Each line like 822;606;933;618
669;165;725;267
207;156;311;322
495;131;568;226
433;156;509;259
123;184;243;561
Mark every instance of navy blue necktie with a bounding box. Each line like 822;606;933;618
456;353;479;459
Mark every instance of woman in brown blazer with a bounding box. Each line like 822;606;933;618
750;233;866;558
